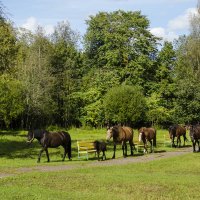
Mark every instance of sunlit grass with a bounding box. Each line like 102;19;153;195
0;128;190;170
0;153;199;200
0;128;196;199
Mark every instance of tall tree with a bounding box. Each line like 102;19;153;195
81;10;159;127
84;10;159;90
174;4;200;123
0;74;24;128
147;41;176;126
0;19;18;73
16;27;55;128
50;21;83;127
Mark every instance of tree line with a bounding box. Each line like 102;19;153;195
0;4;200;129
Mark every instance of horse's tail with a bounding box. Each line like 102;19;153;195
68;135;72;159
153;130;156;147
64;132;72;159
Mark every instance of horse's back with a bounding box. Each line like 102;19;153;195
144;128;156;139
122;126;133;140
146;128;156;134
46;131;71;147
191;125;200;139
176;125;186;136
112;125;133;141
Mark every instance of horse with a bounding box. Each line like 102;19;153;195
94;140;107;161
106;125;134;159
189;125;200;152
27;129;72;163
168;125;187;147
138;127;156;153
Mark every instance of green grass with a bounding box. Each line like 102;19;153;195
0;153;199;200
0;128;195;200
0;128;188;169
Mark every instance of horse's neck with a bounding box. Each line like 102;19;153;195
34;130;46;141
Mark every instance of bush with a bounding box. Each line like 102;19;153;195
103;85;146;125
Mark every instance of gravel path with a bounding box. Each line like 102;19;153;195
0;146;193;179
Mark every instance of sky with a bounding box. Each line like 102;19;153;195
2;0;198;42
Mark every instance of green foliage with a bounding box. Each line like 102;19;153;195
16;28;55;128
103;85;146;124
50;21;83;127
0;74;24;128
84;10;159;93
0;20;18;73
1;7;200;128
173;9;200;123
146;93;173;126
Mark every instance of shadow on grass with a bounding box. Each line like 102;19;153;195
0;139;38;159
0;139;84;161
0;130;26;137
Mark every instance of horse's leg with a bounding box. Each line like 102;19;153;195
172;137;175;147
193;140;196;152
62;146;67;161
176;136;180;148
197;140;200;152
122;141;126;158
45;148;50;162
112;143;116;159
37;148;45;163
125;143;127;157
143;141;147;154
149;140;153;153
102;151;106;160
183;135;186;146
129;141;134;156
179;137;182;147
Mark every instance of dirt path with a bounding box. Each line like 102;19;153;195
0;146;193;179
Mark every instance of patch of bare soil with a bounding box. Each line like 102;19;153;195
0;146;193;179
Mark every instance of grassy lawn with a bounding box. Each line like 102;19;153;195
0;128;197;200
0;153;199;200
0;128;174;170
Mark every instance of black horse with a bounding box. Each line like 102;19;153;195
169;125;187;147
106;125;134;159
27;130;72;163
94;140;107;161
189;125;200;152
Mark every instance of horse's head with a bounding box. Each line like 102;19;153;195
106;127;113;141
189;125;195;141
27;130;35;144
138;127;145;142
169;125;176;139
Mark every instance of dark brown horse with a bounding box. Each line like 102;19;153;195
106;125;134;159
94;140;107;161
189;125;200;152
138;127;156;153
27;130;71;163
169;125;187;147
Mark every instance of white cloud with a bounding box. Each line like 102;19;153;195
150;7;197;42
150;27;179;42
21;17;38;32
21;17;54;35
168;8;197;31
